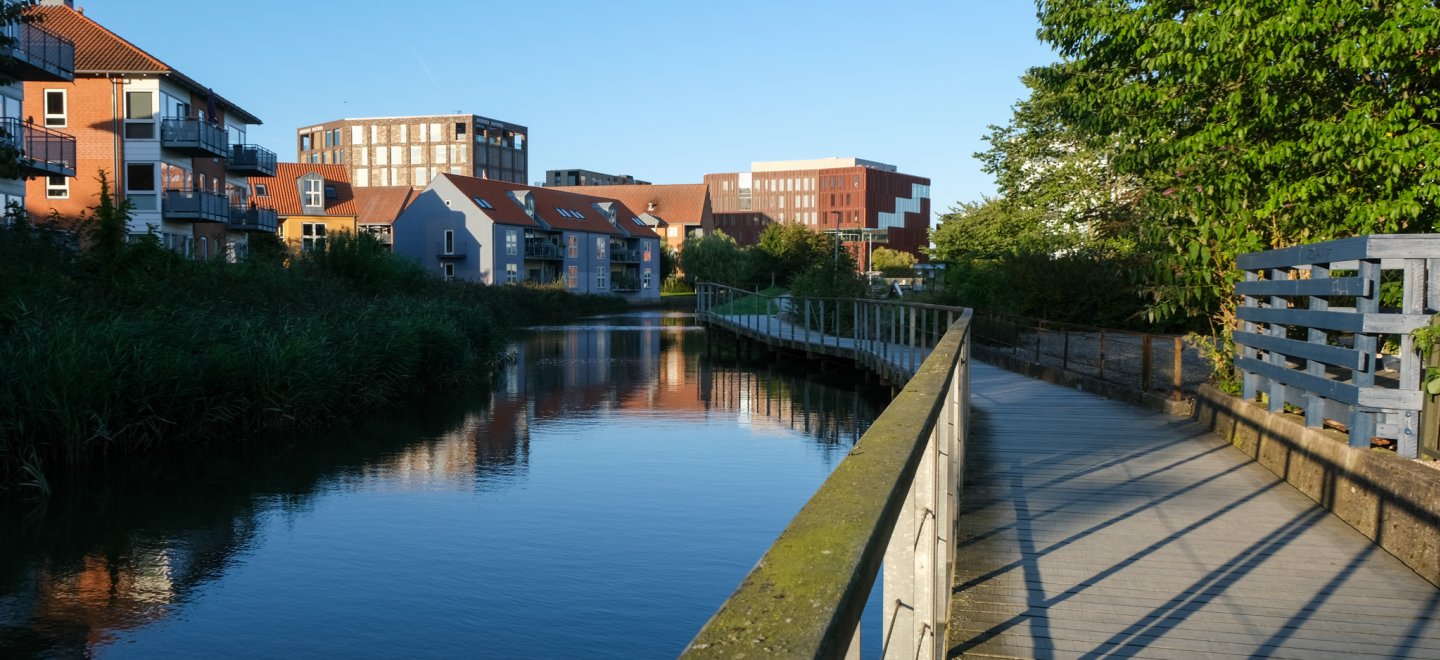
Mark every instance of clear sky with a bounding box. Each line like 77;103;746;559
77;0;1055;221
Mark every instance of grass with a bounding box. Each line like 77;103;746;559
709;287;789;315
0;227;626;493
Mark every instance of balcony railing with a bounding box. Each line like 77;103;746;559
0;15;75;81
0;117;74;177
226;144;278;176
163;189;229;223
228;204;277;232
524;240;564;260
611;249;643;263
612;276;641;292
160;118;227;157
437;240;465;259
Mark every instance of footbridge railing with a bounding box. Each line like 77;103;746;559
686;283;972;659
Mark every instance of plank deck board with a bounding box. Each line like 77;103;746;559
949;361;1440;659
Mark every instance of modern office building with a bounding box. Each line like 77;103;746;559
0;0;75;218
549;183;709;252
296;114;528;188
544;169;649;187
25;0;276;261
703;157;931;262
392;174;661;300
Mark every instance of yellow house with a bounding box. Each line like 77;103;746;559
248;163;359;252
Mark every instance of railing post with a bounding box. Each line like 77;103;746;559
1172;336;1183;401
1063;326;1070;370
805;298;812;346
1098;329;1107;381
1142;334;1153;392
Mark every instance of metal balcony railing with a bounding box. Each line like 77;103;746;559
612;276;641;292
160;118;227;157
226;144;278;176
611;249;643;263
524;240;564;260
228;204;277;232
163;189;229;223
0;117;74;176
0;15;75;81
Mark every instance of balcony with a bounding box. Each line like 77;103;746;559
524;240;564;260
160;118;227;157
612;248;643;263
613;276;641;292
437;240;465;260
0;117;74;177
0;17;75;81
163;189;229;223
226;144;278;176
229;204;277;232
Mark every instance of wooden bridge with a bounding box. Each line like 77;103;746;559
686;282;1440;659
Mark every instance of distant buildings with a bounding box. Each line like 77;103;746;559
703;157;931;262
392;174;661;299
549;184;709;252
296;114;528;188
247;164;357;253
353;186;416;249
545;169;649;187
26;0;276;261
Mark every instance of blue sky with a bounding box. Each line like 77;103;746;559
83;0;1054;220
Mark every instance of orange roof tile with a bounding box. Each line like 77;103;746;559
31;5;262;124
353;186;416;226
248;164;358;217
549;184;711;229
437;174;660;239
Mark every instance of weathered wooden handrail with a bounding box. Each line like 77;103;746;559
687;282;972;659
1235;234;1440;457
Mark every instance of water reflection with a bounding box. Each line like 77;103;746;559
0;311;886;658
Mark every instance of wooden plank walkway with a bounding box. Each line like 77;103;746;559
950;361;1440;659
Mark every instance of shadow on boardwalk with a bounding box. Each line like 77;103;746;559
948;362;1440;659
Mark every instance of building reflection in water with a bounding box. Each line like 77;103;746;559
0;312;882;656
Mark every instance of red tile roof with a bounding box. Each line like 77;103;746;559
31;5;262;124
353;186;416;226
248;164;358;217
437;174;660;239
550;184;711;228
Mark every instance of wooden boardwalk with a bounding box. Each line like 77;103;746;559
950;362;1440;659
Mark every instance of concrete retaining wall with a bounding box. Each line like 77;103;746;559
1194;384;1440;587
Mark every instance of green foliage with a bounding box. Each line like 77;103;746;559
678;230;747;286
790;237;866;300
870;247;917;277
922;250;1151;329
660;244;679;281
751;222;832;286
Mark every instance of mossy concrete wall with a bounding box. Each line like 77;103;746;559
1194;384;1440;587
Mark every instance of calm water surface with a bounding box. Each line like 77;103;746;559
0;311;888;658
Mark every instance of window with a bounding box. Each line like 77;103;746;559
506;229;517;255
472;196;493;209
301;222;327;251
323;130;332;148
352;126;364;144
375;146;388;166
567;265;578;289
435;145;447;163
124;91;154;139
356;169;369;187
567;235;578;258
595;237;606;260
254;183;268;196
303;178;322;208
125;163;156;210
358;148;368;166
43;90;65;127
596;270;606;289
643;241;653;262
455;122;466;137
300;133;312;150
444;229;455;255
431;123;442;141
642;268;652;289
443;262;455;281
556;208;570;219
410;145;423;163
324;184;338;200
45;174;67;198
505;263;517;284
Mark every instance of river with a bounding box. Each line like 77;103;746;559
0;311;889;658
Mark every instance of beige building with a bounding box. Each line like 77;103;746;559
296;114;527;188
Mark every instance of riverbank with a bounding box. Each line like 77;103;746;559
0;228;626;494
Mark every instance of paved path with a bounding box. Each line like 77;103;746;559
949;362;1440;659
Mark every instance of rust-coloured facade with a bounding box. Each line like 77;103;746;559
703;158;931;265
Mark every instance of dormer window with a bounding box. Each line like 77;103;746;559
254;184;268;196
324;185;338;200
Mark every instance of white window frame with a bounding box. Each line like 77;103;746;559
596;270;606;290
506;229;517;255
124;162;157;210
43;90;66;128
45;174;68;199
643;268;652;289
301;222;327;251
595;236;607;260
505;263;517;284
443;262;455;281
303;178;322;208
444;229;455;255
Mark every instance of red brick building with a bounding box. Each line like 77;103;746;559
703;158;931;266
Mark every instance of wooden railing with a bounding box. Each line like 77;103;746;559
1236;235;1440;457
687;283;971;659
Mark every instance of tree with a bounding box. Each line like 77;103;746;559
870;247;917;277
1033;0;1440;342
751;221;830;286
678;230;746;286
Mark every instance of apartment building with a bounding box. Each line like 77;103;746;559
247;164;357;253
549;183;709;252
392;174;661;300
25;1;276;260
544;168;649;187
0;0;75;217
296;114;528;188
353;185;416;249
703;157;931;263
